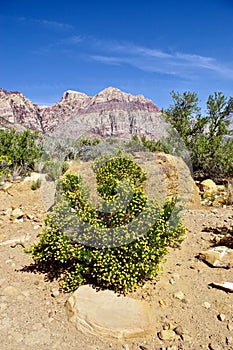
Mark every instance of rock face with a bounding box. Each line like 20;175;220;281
65;285;153;339
0;88;41;131
133;152;200;209
0;87;168;140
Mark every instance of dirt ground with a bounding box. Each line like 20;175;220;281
0;179;232;350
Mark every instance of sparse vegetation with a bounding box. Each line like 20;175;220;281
31;178;42;190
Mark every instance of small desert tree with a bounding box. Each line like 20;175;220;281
163;91;233;179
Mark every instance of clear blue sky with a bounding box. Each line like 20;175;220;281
0;0;232;110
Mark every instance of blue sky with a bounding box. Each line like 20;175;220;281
0;0;232;110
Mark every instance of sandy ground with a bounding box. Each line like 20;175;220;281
0;179;232;350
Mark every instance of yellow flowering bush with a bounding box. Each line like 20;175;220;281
28;155;185;293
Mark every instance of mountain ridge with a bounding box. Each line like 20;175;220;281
0;87;168;140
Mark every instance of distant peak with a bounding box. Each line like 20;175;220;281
61;89;88;102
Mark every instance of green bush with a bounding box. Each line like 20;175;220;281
0;129;42;176
28;154;185;293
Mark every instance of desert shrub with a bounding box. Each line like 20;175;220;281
0;155;12;180
28;154;185;293
0;129;42;176
41;160;69;181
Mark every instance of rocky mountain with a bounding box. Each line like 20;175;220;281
0;87;168;140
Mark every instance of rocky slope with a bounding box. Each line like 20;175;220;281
0;87;168;140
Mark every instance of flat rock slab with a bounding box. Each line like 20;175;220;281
66;285;153;339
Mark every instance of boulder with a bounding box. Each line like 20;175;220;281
134;152;200;209
65;285;153;339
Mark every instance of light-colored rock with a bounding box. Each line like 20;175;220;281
51;288;60;297
218;313;226;321
199;246;233;268
211;281;233;293
65;285;153;339
173;291;185;300
2;183;12;192
157;329;176;341
200;179;217;192
203;302;211;309
134;152;200;209
174;325;189;337
23;172;46;183
209;342;222;350
11;207;24;219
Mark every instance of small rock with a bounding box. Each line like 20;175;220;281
27;214;34;220
158;329;176;341
209;342;222;350
33;225;41;230
51;288;60;297
174;325;189;337
218;313;226;321
11;208;24;219
203;302;211;309
122;345;130;350
227;323;233;331
2;183;12;192
173;291;184;300
226;336;233;345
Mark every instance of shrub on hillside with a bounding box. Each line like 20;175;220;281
0;129;42;177
28;154;185;293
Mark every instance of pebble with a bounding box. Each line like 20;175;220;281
174;325;189;337
158;329;176;341
51;288;60;297
173;291;184;300
218;313;226;322
203;302;211;309
123;345;131;350
209;342;222;350
11;208;24;219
